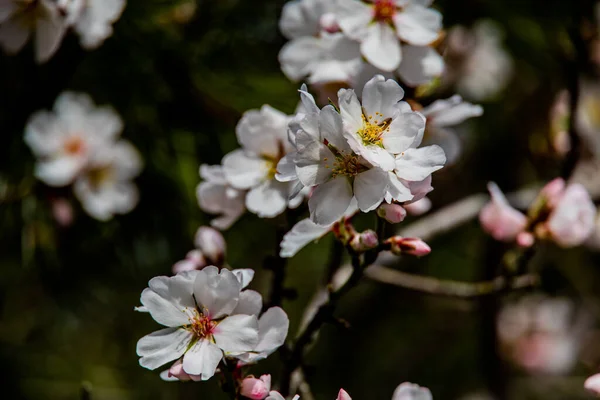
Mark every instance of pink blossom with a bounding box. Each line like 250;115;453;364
172;250;207;274
163;358;202;381
479;182;527;241
195;226;226;265
585;373;600;396
516;232;535;248
539;178;566;209
546;183;596;247
377;203;407;224
387;237;431;256
241;374;271;399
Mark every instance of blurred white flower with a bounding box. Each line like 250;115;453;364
223;105;304;218
336;0;442;71
136;267;259;381
196;164;246;230
585;373;600;396
0;0;69;63
65;0;126;49
392;382;433;400
420;95;483;164
497;295;581;375
279;0;337;39
445;20;513;101
403;197;431;216
74;139;142;221
25;92;123;187
545;183;596;248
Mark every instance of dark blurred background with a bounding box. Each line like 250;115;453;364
2;0;600;399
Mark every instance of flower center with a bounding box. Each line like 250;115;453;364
373;0;397;23
265;158;279;180
63;136;86;155
331;154;362;178
357;113;390;146
87;166;113;188
186;308;217;339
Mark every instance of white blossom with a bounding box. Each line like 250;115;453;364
279;0;337;40
420;95;483;164
136;267;260;381
74;138;142;221
336;0;442;72
65;0;126;49
392;383;433;400
0;0;70;63
196;164;246;230
223;105;304;218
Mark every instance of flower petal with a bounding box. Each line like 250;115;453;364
394;5;441;46
140;275;196;327
182;338;223;380
280;218;332;258
362;75;405;121
394;145;446;181
361;22;401;72
397;45;444;87
214;314;260;353
232;290;263;316
246;180;288;218
382;112;426;154
232;269;255;289
193;268;241;319
222;149;269;190
137;327;192;370
309;176;353;226
255;307;290;354
354;168;388;212
338;88;364;135
320;104;352;153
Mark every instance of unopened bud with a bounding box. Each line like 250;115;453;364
387;237;431;256
166;359;201;382
350;230;378;252
404;197;432;216
240;375;271;400
585;373;600;396
194;226;226;265
377;203;407;224
52;197;74;227
172;250;207;274
516;231;535;248
539;178;566;209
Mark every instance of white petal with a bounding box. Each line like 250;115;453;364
295;137;334;187
222;149;269;190
320;104;351;153
392;382;433;400
338;88;364;135
193;268;241;319
362;75;405;120
232;269;255;289
394;145;446;181
74;0;125;49
182;338;223;380
336;0;373;40
232;290;263;316
35;5;67;63
309;176;353;226
0;16;30;54
254;307;290;354
35;156;83;187
140;275;196;328
397;45;444;87
382;112;426;153
280;218;331;258
353;168;388;212
276;153;297;182
361;22;401;72
298;83;320;115
387;172;414;202
136;328;192;370
236;105;289;157
394;5;441;46
213;314;259;353
246;180;288;218
279;37;324;82
428;101;483;127
279;0;327;39
422;127;462;165
356;144;396;171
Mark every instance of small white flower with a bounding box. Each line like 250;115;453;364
24;91;124;187
0;0;70;63
420;95;483;164
223;105;304;218
65;0;126;49
279;0;337;39
336;0;442;71
546;183;596;248
74;139;142;221
196;164;246;230
136;267;259;381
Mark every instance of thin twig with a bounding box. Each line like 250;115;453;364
364;265;538;297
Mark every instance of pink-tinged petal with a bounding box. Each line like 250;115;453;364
547;184;596;247
309;177;353;226
136;328;192;370
337;389;352;400
516;231;535;248
182;338;223;380
361;22;401;72
479;182;527;242
195;226;226;265
213;314;259;353
388;237;431;256
585;373;600;395
377;203;407;223
539;178;566;209
193;268;241;319
404;197;431;216
241;375;272;399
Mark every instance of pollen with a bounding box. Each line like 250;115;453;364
373;0;397;23
186;308;217;339
331;154;362;178
357;114;390;146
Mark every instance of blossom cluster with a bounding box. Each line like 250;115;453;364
479;178;597;248
0;0;126;63
24;92;142;221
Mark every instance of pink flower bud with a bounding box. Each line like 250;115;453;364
404;197;432;216
241;375;271;400
539;178;566;209
377;203;407;224
319;13;339;33
166;359;202;381
479;182;527;241
195;226;226;265
337;389;352;400
516;231;535;248
546;184;596;247
172;250;207;274
350;230;378;252
52;198;74;227
387;237;431;256
585;373;600;395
